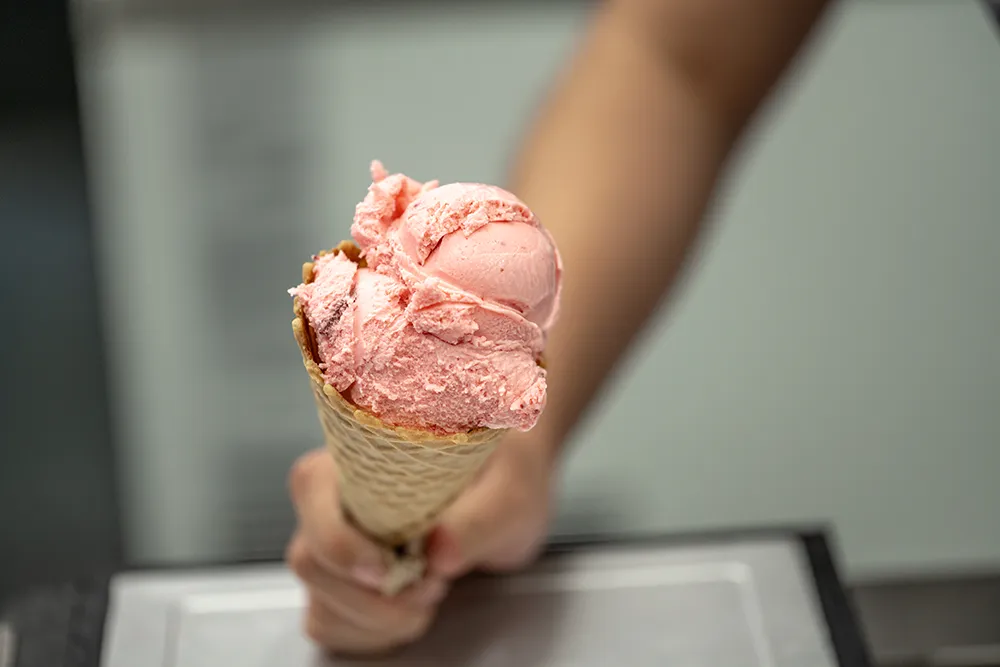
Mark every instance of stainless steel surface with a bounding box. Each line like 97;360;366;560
0;623;16;667
101;536;838;667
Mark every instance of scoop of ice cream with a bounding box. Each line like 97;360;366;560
395;182;536;264
350;266;546;432
289;161;561;434
353;163;562;331
419;221;560;329
292;253;546;433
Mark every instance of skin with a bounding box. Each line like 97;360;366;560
287;0;833;655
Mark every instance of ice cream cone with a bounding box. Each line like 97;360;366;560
291;242;506;595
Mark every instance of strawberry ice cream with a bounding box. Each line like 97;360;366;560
289;161;562;435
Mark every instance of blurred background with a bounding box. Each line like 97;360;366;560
2;0;1000;665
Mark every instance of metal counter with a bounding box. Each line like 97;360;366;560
96;531;868;667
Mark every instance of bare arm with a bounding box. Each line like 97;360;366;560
512;0;832;454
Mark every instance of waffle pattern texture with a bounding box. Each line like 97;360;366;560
291;242;504;594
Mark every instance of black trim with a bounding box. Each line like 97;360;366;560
802;533;874;667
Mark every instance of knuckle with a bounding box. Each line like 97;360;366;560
288;454;314;500
317;528;355;569
286;537;316;580
289;449;328;501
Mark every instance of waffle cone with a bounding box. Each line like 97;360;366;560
291;242;505;594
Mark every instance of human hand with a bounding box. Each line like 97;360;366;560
424;430;556;579
285;431;557;655
286;449;445;654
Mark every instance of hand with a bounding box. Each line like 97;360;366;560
425;430;556;579
285;431;557;655
286;450;447;655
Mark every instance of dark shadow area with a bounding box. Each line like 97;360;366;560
853;572;1000;666
0;1;122;599
988;1;1000;30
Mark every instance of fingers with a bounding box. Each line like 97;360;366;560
304;594;388;656
289;531;445;653
287;449;448;654
304;593;434;656
288;449;386;587
288;531;445;629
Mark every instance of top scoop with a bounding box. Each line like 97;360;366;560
290;161;562;434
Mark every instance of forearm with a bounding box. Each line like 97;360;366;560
511;0;830;455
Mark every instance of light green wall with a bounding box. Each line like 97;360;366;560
80;0;1000;578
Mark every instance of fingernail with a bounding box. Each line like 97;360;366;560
351;564;386;589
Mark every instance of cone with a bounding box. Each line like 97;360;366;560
291;242;506;595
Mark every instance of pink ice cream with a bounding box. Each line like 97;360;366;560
290;161;562;434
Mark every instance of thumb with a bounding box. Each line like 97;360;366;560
426;471;505;579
